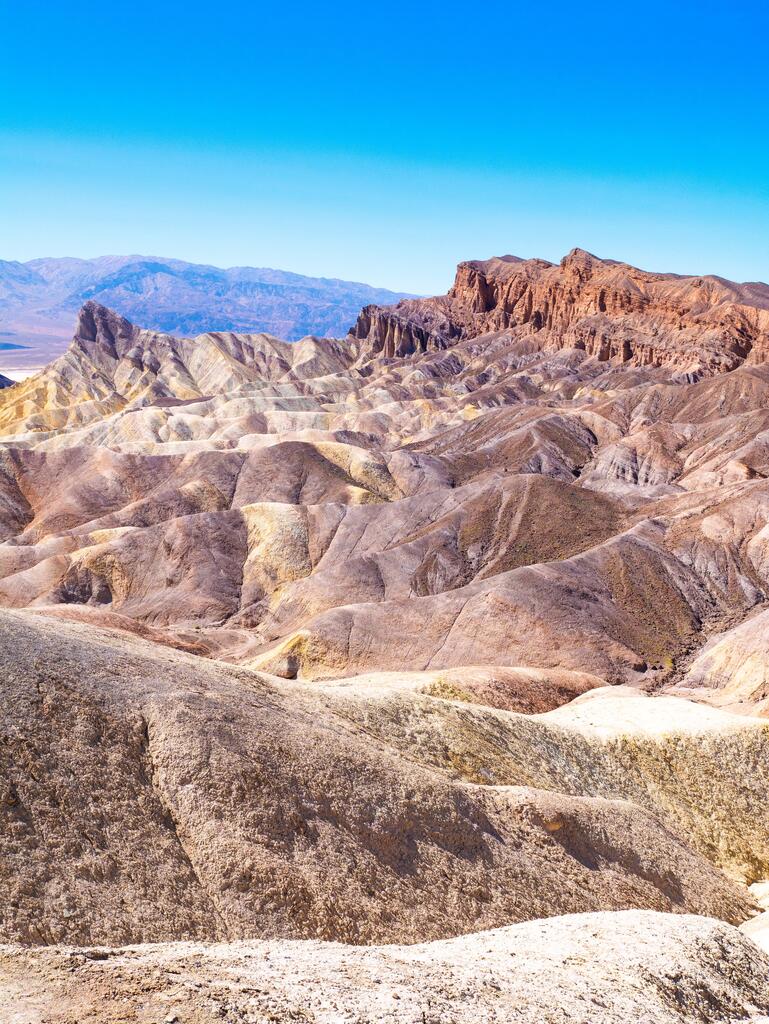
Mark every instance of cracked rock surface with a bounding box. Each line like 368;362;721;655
3;912;769;1024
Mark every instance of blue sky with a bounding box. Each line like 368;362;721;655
2;0;768;294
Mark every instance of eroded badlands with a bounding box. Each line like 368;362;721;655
3;249;769;1021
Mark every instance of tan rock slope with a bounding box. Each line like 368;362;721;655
0;610;757;947
3;248;769;1017
4;912;769;1024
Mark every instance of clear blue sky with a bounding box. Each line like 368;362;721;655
2;0;768;294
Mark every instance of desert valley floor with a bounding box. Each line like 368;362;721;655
3;249;769;1021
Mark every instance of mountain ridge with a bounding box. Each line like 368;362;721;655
0;254;417;368
352;247;769;371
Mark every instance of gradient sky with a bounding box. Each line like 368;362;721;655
2;0;768;294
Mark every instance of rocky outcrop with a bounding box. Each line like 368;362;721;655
0;300;357;436
352;302;458;358
352;248;769;374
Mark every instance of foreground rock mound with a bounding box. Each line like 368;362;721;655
1;610;756;946
4;912;769;1024
311;681;769;885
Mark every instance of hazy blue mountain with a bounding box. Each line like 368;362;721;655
0;255;416;368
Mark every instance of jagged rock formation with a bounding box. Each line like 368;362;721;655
3;250;769;1015
353;249;769;373
0;301;358;437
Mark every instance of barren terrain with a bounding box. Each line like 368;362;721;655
3;249;769;1020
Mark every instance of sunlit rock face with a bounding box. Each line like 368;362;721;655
3;251;769;1004
0;610;760;948
353;248;769;373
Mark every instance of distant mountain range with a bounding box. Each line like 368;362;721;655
0;255;416;369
